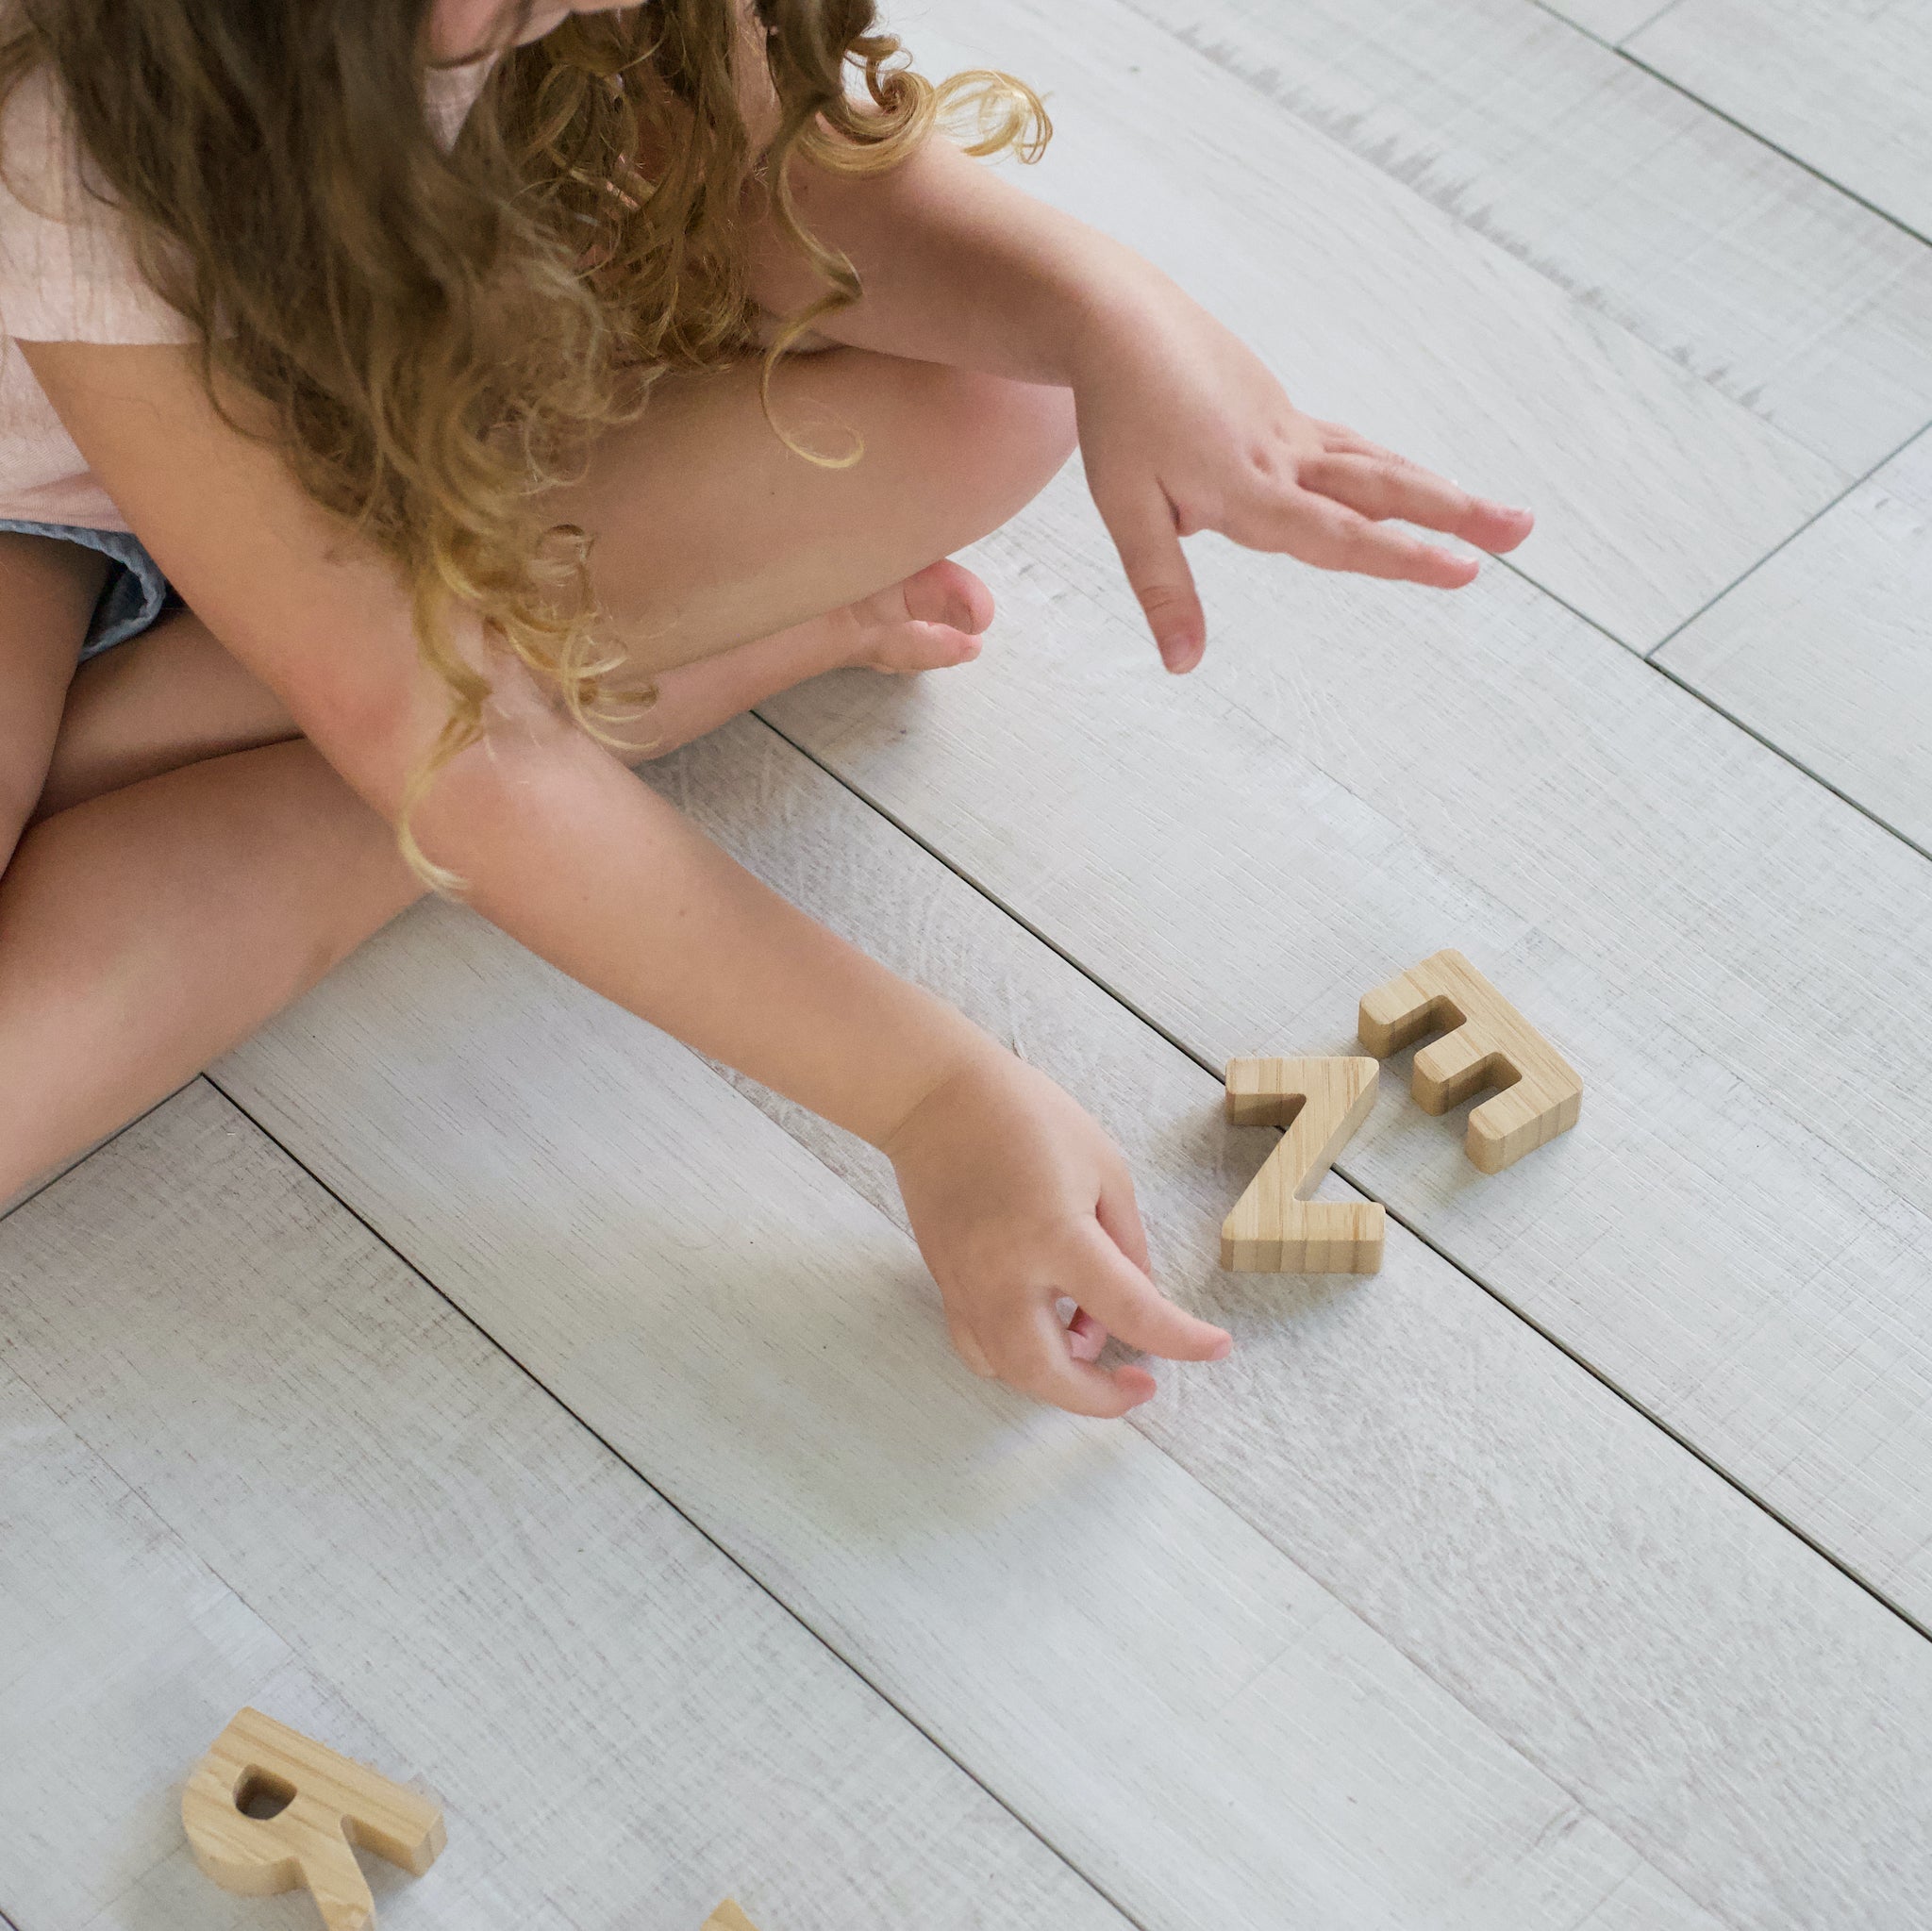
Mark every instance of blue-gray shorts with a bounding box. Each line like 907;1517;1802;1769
0;518;177;659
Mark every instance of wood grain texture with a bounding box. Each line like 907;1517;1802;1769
207;906;1728;1931
217;717;1932;1929
1110;0;1932;474
181;1708;446;1931
913;0;1844;650
1657;427;1932;852
1221;1057;1383;1271
0;1088;1130;1931
1629;0;1932;238
762;465;1932;1623
1358;950;1583;1173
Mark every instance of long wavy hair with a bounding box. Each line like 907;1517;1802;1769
0;0;1045;882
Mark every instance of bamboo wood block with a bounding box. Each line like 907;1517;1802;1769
1358;951;1582;1174
1221;1057;1385;1273
703;1903;762;1931
180;1706;445;1931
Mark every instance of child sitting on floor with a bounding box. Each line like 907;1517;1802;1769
0;0;1531;1412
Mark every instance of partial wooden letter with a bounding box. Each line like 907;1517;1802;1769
703;1904;763;1931
1358;950;1582;1174
1221;1057;1384;1273
180;1706;446;1931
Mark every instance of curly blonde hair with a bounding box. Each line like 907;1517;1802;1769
0;0;1045;882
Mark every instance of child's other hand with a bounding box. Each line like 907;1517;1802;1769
882;1051;1232;1416
1069;278;1536;672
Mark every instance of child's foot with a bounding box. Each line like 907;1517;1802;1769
844;558;995;674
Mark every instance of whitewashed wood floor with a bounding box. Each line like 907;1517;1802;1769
6;1;1931;1926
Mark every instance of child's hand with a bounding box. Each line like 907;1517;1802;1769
1069;275;1537;672
881;1050;1232;1416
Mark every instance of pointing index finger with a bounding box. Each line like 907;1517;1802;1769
1091;475;1208;673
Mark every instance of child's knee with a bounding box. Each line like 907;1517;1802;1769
923;368;1077;528
957;367;1077;478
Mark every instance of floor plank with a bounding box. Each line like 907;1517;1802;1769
0;1086;1129;1931
212;719;1932;1929
1657;427;1932;852
1108;0;1932;475
758;461;1932;1623
1628;0;1932;239
208;893;1742;1931
910;0;1846;649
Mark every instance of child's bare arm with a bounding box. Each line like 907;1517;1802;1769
752;133;1535;669
25;337;1230;1415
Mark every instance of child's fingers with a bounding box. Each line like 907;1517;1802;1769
1068;1224;1233;1364
1233;492;1478;588
1297;453;1534;554
1092;476;1208;672
1066;1307;1108;1362
1312;420;1425;468
993;1300;1158;1417
1095;1166;1152;1274
1307;427;1536;555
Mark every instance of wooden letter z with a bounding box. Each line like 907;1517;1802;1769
1358;949;1582;1174
1221;1057;1384;1273
181;1707;445;1931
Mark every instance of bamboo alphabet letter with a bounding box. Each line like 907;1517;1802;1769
1358;949;1582;1173
703;1904;763;1931
1221;1056;1384;1273
180;1707;446;1931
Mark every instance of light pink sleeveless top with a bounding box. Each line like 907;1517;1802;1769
0;54;491;531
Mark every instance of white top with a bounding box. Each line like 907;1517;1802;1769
0;55;492;532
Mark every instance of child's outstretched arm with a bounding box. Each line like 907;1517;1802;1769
25;337;1230;1417
751;128;1535;670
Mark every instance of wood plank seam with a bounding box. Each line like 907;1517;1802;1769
194;724;1932;1915
1538;0;1932;241
1604;45;1932;250
1119;0;1931;484
741;716;1932;1639
1643;417;1930;664
1644;654;1932;868
1527;0;1684;51
194;1067;1140;1918
745;702;1932;1640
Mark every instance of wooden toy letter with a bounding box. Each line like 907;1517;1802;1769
180;1706;445;1931
704;1904;763;1931
1357;949;1582;1174
1221;1057;1384;1273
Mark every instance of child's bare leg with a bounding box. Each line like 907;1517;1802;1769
2;555;976;1187
0;740;421;1196
39;348;1072;803
551;348;1076;677
3;352;1073;1198
33;607;302;818
37;498;1012;812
